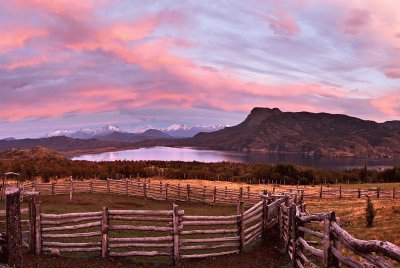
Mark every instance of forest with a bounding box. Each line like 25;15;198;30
1;156;400;185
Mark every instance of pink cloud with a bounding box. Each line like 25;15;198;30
0;28;47;52
372;92;400;118
264;11;300;37
341;9;371;35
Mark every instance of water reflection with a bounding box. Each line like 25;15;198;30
71;146;400;170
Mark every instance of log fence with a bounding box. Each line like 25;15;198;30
30;194;284;263
279;197;400;267
11;180;400;202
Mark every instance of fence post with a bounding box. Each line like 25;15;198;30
237;187;243;214
143;182;147;199
247;185;250;200
394;187;396;199
101;207;108;258
160;181;163;195
187;184;190;202
358;188;361;198
178;183;181;199
224;187;227;199
377;187;380;199
107;179;110;194
172;203;180;264
69;177;73;202
51;182;55;195
320;186;323;198
262;195;268;237
203;186;206;202
323;213;332;268
290;203;297;268
213;186;217;205
28;192;38;253
90;179;93;194
339;186;342;199
237;200;245;252
125;178;128;195
35;201;42;255
165;183;169;200
6;187;22;268
332;214;341;268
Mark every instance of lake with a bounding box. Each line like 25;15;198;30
71;146;400;170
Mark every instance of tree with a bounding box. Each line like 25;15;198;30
365;196;376;227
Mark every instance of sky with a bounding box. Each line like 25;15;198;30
1;0;400;138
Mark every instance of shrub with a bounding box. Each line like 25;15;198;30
365;196;376;227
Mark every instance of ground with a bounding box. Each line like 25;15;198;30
2;180;400;267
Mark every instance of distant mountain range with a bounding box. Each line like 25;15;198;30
2;108;400;158
46;123;226;139
184;108;400;158
45;125;122;139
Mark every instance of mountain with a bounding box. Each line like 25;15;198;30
96;129;171;143
0;136;133;155
46;125;122;139
133;124;226;137
184;107;400;158
160;124;226;137
1;137;15;141
0;146;66;160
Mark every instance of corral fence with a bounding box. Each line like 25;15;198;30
19;178;298;206
3;188;286;265
279;196;400;267
12;179;400;202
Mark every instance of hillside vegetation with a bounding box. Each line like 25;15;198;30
1;147;400;184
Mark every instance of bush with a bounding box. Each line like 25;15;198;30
365;196;376;227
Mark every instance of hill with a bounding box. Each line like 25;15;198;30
0;146;66;160
185;107;400;158
0;136;133;155
96;129;171;143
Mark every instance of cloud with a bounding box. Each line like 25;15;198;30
341;9;371;35
1;0;400;137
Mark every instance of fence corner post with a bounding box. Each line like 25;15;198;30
101;206;109;258
6;187;23;268
172;203;180;264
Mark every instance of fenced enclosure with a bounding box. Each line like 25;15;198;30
32;194;284;263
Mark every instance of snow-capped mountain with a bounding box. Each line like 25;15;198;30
134;124;226;137
46;125;122;139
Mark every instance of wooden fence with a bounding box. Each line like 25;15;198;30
31;194;284;263
14;180;400;203
20;179;290;206
279;197;400;267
